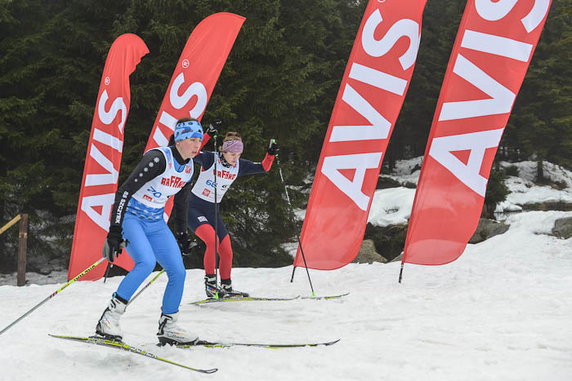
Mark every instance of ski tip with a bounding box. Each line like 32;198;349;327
327;338;341;345
49;333;76;339
203;368;219;374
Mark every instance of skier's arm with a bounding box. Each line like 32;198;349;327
238;140;278;175
193;151;215;169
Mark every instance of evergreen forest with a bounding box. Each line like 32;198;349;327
1;0;570;274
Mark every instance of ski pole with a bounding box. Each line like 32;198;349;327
0;257;106;336
212;126;220;297
103;262;112;283
275;152;315;296
128;269;165;306
102;239;127;283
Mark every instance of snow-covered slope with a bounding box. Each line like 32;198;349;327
1;160;571;380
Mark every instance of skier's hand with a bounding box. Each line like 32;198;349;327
206;119;222;136
176;231;197;256
103;225;125;262
267;139;279;156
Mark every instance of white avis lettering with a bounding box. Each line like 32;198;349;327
81;89;127;230
361;10;420;69
82;194;116;231
429;129;503;196
322;153;383;211
438;54;516;121
430;1;550;195
97;90;127;133
322;7;421;210
152;72;208;146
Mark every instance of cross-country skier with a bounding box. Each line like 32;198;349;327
96;118;203;345
177;128;278;298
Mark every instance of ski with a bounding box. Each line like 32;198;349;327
190;293;348;305
190;295;300;305
49;334;218;374
177;338;340;349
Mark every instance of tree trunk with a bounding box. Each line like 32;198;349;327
537;158;545;183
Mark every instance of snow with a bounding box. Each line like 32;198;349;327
497;161;572;213
368;187;416;227
386;156;423;185
499;176;572;211
1;160;571;380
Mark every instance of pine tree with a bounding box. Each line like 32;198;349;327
505;1;572;168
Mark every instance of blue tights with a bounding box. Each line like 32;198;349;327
115;213;185;314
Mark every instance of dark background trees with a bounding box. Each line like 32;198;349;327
1;0;570;273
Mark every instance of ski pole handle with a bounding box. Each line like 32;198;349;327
267;139;278;156
0;257;106;336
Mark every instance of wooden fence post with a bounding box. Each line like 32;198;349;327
17;214;28;286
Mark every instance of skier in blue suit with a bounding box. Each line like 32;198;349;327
95;118;203;345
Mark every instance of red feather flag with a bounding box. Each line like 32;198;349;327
402;0;552;268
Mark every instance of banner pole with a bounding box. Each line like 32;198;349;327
290;265;296;283
398;262;405;284
276;154;315;296
0;257;106;336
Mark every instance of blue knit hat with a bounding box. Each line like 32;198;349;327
174;120;204;142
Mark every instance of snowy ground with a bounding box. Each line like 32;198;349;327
1;160;571;380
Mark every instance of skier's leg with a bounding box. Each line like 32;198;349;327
194;223;219;275
218;234;248;297
96;214;155;339
148;221;185;314
218;234;233;280
149;221;198;345
115;214;156;300
194;224;222;297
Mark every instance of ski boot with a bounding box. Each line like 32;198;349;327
95;294;127;341
204;274;224;298
157;312;199;346
220;278;249;298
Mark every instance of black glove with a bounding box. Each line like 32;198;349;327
206;119;222;136
103;225;125;262
267;139;279;156
176;231;197;256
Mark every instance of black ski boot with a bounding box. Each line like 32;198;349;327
204;274;223;298
220;278;249;298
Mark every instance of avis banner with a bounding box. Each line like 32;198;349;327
68;13;245;281
144;12;245;152
294;0;427;270
68;34;149;280
142;12;244;228
402;0;552;266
